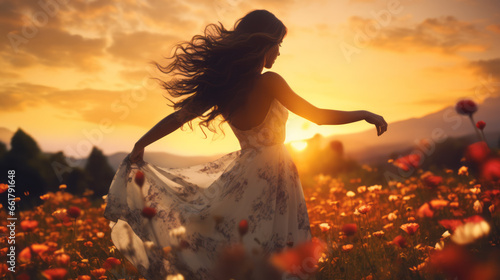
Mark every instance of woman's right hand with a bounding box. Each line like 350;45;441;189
129;144;145;164
364;111;388;136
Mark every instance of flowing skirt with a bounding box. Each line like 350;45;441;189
103;143;312;279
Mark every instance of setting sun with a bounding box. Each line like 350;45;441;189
290;141;308;151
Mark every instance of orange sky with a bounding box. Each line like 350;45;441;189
1;0;499;158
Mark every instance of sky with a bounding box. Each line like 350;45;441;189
1;0;499;159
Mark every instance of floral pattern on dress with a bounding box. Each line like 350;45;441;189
104;98;312;280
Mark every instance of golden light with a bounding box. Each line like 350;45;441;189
290;141;308;151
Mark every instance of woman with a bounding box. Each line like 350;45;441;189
104;9;387;280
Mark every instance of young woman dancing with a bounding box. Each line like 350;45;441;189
104;9;387;280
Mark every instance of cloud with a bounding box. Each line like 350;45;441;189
344;15;488;55
0;82;170;127
469;58;500;79
107;31;180;64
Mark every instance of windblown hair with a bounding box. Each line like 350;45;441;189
154;9;287;135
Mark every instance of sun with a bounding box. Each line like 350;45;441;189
290;141;308;151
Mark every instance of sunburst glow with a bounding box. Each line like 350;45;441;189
290;141;308;151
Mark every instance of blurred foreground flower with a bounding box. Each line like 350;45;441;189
481;158;500;183
270;238;326;277
451;215;490;245
466;141;490;163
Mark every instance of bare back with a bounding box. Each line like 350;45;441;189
225;73;275;131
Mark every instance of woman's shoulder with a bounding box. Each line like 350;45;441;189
256;71;286;92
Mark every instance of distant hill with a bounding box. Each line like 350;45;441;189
67;151;223;170
328;95;500;164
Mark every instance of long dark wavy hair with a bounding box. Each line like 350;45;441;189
154;9;287;135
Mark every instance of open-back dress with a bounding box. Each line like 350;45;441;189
103;98;312;279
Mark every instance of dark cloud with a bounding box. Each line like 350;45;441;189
469;58;500;79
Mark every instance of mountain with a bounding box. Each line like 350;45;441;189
328;96;500;164
67;151;223;170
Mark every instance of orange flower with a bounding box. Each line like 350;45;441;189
341;223;357;236
372;230;385;238
319;223;330;232
430;199;449;209
90;268;106;278
84;241;93;247
77;276;91;280
20;220;38;232
55;253;70;266
141;207;157;219
41;268;67;280
19;247;31;263
102;257;121;270
30;244;49;255
357;205;371;214
238;219;248;236
0;183;8;194
135;170;145;187
342;244;353;252
400;223;419;235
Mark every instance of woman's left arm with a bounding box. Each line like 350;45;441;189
129;108;198;163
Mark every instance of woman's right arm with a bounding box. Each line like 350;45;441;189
129;107;198;163
263;71;388;136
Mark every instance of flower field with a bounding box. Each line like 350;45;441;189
1;100;499;280
1;139;499;280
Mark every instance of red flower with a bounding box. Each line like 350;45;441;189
481;158;500;183
341;223;358;236
41;268;67;280
392;235;407;248
455;99;477;115
465;141;490;163
476;120;486;130
422;174;443;188
393;153;421;171
103;257;121;270
135;170;145;187
141;207;157;219
20;220;38;232
238;219;248;236
67;206;81;219
438;219;463;232
270;238;326;276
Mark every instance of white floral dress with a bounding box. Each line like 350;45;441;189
103;99;312;279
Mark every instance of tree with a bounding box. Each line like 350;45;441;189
84;147;115;199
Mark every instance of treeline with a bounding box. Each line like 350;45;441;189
0;129;115;210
